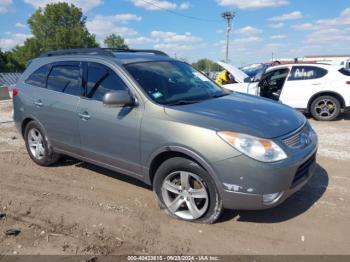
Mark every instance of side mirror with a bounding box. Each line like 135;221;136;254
102;90;134;107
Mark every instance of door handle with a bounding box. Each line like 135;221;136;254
34;100;43;108
79;112;91;121
312;83;322;85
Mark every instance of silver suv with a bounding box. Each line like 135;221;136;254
13;48;318;223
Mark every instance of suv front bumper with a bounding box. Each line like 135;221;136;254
212;135;318;210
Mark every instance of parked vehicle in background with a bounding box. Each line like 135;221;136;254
13;48;318;223
221;62;350;121
217;61;259;94
340;60;350;70
240;63;270;82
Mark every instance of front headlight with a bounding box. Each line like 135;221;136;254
217;131;287;162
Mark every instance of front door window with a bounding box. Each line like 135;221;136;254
259;68;289;100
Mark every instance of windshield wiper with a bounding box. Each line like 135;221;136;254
167;100;202;106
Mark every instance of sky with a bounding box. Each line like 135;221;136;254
0;0;350;66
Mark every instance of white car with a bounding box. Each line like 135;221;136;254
220;62;350;121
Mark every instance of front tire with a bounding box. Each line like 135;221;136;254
310;95;341;121
153;157;223;224
24;121;60;166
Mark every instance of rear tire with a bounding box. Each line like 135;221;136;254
153;157;223;224
24;121;60;166
310;95;341;121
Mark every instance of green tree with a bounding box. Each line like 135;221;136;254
192;59;222;73
0;49;23;72
103;34;129;49
12;2;99;69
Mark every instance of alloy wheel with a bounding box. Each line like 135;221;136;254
28;128;45;160
315;99;337;119
161;171;209;220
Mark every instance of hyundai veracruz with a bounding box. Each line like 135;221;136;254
13;48;318;223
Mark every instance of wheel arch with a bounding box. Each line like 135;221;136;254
21;117;35;137
145;146;222;191
307;91;346;112
21;116;55;154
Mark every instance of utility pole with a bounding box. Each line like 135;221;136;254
221;11;235;63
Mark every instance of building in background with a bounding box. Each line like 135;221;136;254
304;55;350;65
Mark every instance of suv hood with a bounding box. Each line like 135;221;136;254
164;93;306;139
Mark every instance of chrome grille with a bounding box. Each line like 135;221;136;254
283;126;308;148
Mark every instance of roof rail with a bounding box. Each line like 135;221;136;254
40;48;168;57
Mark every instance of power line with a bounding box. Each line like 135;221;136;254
138;0;221;23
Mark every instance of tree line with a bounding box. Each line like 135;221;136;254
0;3;129;72
0;2;220;73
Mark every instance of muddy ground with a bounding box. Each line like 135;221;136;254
0;100;349;255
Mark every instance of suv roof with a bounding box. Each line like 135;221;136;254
35;48;173;65
40;48;169;57
267;63;342;71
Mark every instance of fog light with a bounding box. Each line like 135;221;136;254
263;192;283;204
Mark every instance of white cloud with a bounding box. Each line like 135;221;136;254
0;0;12;14
179;2;190;10
150;31;202;44
149;31;204;52
130;0;176;10
0;33;33;51
263;43;287;52
15;22;26;28
269;11;303;21
290;7;350;44
216;0;289;9
154;43;197;51
125;36;155;46
87;15;140;39
24;0;102;12
292;7;350;32
233;36;263;44
269;22;284;28
94;14;142;24
235;26;262;35
271;34;286;39
291;23;314;30
305;28;350;45
287;7;350;56
314;7;350;27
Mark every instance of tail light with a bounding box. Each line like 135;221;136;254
346;81;350;85
12;88;19;97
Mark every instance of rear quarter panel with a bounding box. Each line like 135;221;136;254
327;70;350;106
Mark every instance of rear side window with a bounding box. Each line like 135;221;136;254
289;66;328;81
87;63;128;101
25;65;50;88
339;68;350;76
47;64;81;96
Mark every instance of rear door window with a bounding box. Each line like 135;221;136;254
289;66;328;81
47;63;81;96
87;63;128;101
25;65;50;88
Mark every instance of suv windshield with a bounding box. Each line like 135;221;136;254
125;61;228;105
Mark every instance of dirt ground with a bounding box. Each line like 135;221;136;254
0;100;349;255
